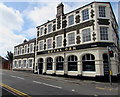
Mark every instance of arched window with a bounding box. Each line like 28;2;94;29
56;56;64;70
68;55;77;71
46;57;53;70
82;54;95;71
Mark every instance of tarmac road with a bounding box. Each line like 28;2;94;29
1;69;119;97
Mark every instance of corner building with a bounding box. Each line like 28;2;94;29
35;2;119;77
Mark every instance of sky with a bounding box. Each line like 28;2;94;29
0;0;119;58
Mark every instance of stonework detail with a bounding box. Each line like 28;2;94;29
76;36;81;44
75;15;80;23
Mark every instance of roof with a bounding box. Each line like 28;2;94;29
15;38;36;48
36;1;118;28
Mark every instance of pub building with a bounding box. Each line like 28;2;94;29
35;1;119;78
12;1;120;78
13;38;36;72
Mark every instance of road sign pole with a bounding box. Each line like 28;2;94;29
107;46;112;85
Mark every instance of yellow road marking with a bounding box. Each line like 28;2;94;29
0;83;31;97
96;87;105;90
96;86;116;91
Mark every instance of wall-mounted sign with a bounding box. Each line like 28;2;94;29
37;42;113;55
48;47;76;53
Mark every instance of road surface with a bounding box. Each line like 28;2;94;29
0;69;119;97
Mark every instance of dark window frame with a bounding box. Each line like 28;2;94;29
68;55;78;71
82;54;95;71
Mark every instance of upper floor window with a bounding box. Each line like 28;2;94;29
82;28;91;42
99;6;106;17
68;15;74;26
19;47;22;54
14;48;17;55
24;45;28;54
47;38;52;49
100;27;108;40
68;32;75;45
29;43;34;53
48;24;52;33
40;27;44;35
39;41;44;50
82;9;89;21
56;36;62;47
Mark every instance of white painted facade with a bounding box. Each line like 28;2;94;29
35;2;119;77
13;2;119;78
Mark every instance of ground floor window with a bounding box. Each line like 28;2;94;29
47;57;53;70
29;59;32;67
68;55;77;71
14;61;17;68
56;56;64;70
82;54;95;71
23;60;27;67
18;60;21;68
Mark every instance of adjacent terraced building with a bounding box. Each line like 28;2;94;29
13;39;36;72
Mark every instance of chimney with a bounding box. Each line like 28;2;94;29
56;3;64;17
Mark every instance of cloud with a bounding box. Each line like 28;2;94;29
25;2;59;26
0;3;25;57
25;2;89;26
21;27;36;39
0;3;24;31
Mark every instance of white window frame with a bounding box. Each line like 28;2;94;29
14;48;17;55
40;27;44;36
46;37;53;50
47;23;52;33
18;59;22;68
55;34;63;48
81;27;91;43
100;26;109;41
16;47;18;55
19;46;23;55
66;31;76;46
28;58;33;68
13;60;17;68
29;43;34;53
22;48;24;54
67;13;75;27
68;14;74;26
82;8;89;21
23;59;27;68
24;45;28;54
99;6;106;17
38;40;44;51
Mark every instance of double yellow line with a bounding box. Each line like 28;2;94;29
0;83;31;97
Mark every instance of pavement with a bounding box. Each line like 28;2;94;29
16;70;118;89
1;69;119;97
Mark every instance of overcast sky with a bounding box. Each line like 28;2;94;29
0;0;119;58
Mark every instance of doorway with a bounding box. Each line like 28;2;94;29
103;54;109;76
38;58;43;74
